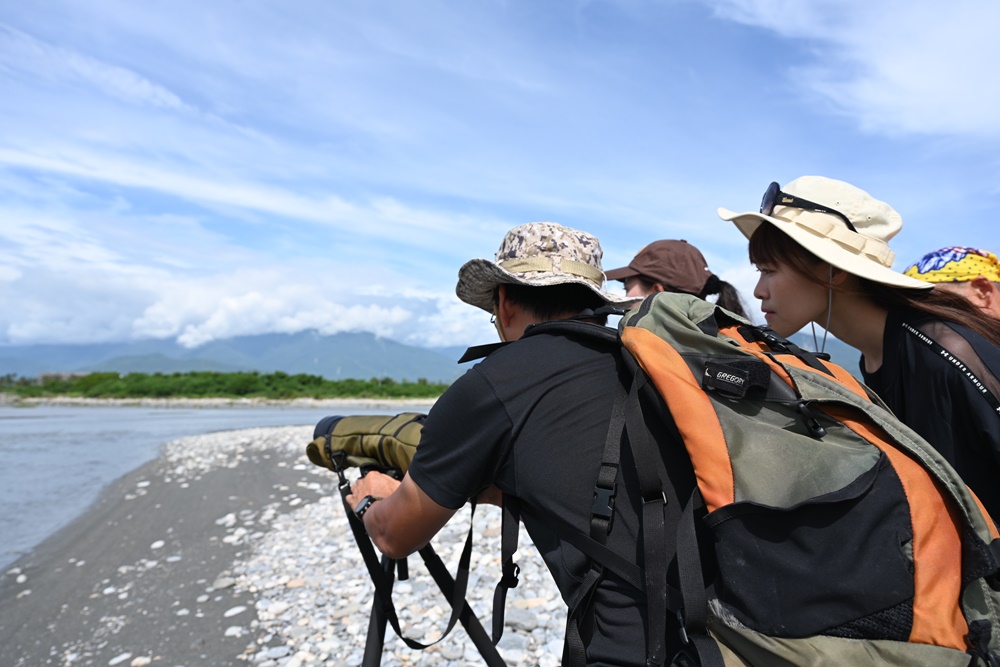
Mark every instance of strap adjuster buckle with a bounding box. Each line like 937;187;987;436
500;562;521;588
592;483;617;520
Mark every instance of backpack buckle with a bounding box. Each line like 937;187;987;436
592;483;617;521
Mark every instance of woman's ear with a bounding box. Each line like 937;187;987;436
829;266;850;286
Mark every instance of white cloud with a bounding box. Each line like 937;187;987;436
1;0;998;357
707;0;1000;139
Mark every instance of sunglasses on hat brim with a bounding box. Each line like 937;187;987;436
760;181;858;233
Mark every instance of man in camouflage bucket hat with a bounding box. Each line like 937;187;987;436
348;222;659;666
456;221;636;313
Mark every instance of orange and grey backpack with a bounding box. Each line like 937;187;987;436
537;292;1000;666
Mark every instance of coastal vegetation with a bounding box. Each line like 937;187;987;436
0;371;449;399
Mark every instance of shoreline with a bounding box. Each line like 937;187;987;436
0;426;327;667
0;394;439;410
0;425;562;667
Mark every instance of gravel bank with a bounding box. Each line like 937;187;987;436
0;426;563;667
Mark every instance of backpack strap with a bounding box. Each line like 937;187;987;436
721;321;870;400
492;493;522;643
561;365;630;667
623;366;725;667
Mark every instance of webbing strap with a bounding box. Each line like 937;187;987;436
687;635;727;667
361;555;394;667
624;371;671;666
563;356;631;667
621;366;726;667
677;491;708;636
556;521;644;591
562;567;603;667
338;481;476;652
737;324;833;377
666;489;726;667
492;494;521;643
417;544;507;667
591;375;628;540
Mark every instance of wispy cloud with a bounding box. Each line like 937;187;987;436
0;1;997;352
0;24;192;112
707;0;1000;138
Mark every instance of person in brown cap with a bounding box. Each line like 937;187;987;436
605;239;750;319
346;222;690;666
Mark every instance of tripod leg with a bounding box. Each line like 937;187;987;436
362;555;396;667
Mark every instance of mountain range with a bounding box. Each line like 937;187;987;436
0;331;472;383
0;326;863;384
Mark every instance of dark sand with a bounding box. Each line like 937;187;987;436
0;440;327;667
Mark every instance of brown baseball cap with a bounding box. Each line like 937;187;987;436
605;239;712;295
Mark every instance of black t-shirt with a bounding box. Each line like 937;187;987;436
862;312;1000;521
409;326;673;667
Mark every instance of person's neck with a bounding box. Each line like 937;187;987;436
824;295;889;374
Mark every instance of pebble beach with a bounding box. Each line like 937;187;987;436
0;424;565;667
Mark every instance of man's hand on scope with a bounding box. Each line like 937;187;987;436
345;471;457;559
346;470;401;511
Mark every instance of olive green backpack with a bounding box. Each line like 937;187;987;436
576;293;1000;666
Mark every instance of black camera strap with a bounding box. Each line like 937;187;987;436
335;469;505;665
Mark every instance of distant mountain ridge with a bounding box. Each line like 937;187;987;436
0;331;470;383
0;328;863;384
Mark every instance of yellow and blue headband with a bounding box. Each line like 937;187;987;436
904;246;1000;284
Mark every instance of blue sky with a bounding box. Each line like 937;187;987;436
2;0;998;349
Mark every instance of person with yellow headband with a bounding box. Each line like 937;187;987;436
904;246;1000;319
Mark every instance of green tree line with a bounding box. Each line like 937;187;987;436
0;371;449;399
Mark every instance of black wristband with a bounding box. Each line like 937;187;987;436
354;495;382;519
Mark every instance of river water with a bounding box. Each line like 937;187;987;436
0;403;426;569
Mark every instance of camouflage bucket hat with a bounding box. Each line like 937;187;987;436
456;222;636;313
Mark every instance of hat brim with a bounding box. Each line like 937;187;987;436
456;258;638;312
717;207;933;291
604;266;641;282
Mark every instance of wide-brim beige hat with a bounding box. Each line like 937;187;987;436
456;221;637;312
718;176;931;290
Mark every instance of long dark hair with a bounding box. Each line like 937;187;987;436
700;275;751;320
748;222;1000;347
635;274;751;320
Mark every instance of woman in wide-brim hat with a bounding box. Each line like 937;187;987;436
720;175;1000;522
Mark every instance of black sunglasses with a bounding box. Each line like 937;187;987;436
760;181;857;233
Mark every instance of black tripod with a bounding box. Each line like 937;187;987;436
330;455;506;666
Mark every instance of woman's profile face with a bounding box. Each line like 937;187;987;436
752;260;831;337
623;276;659;298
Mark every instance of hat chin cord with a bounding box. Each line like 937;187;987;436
811;266;833;355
